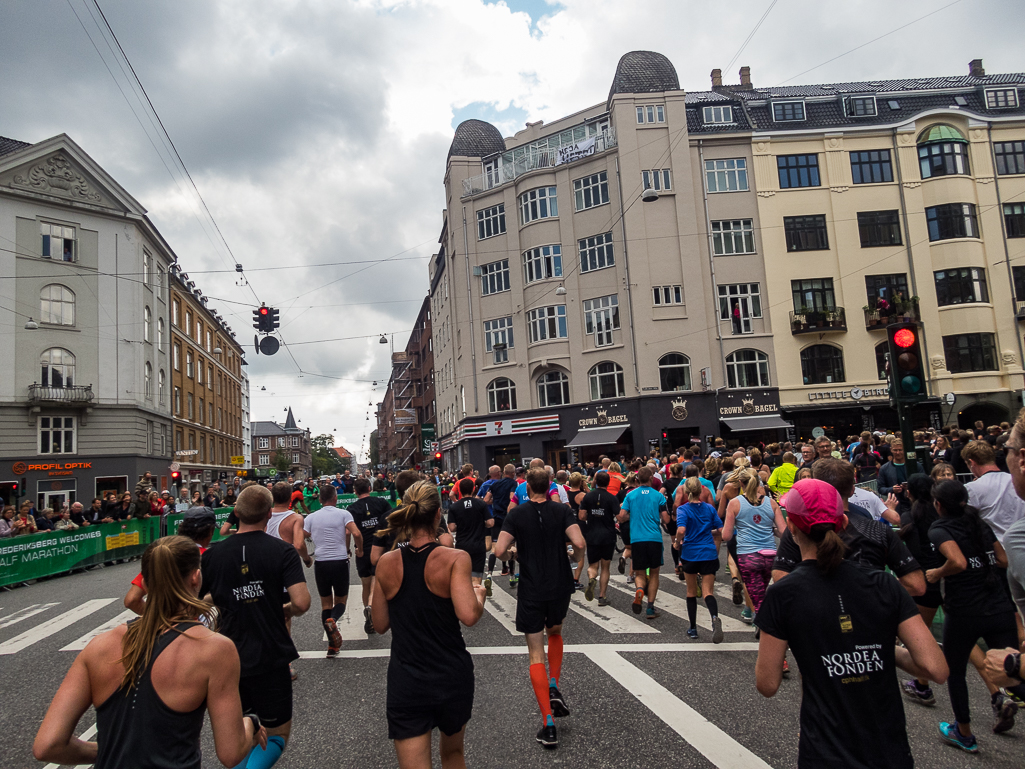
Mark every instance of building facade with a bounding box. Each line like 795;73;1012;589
0;134;175;510
252;407;311;478
241;366;252;468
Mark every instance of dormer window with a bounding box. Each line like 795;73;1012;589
772;101;805;122
986;88;1019;109
702;105;733;124
845;96;877;117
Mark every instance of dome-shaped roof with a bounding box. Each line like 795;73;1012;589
608;51;680;103
448;119;506;159
919;124;967;143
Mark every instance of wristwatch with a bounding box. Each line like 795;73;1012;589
1004;652;1023;682
244;712;262;733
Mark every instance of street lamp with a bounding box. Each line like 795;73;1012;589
213;346;223;354
641;187;659;203
24;317;39;330
555;284;567;296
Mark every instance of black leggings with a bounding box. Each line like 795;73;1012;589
942;610;1025;725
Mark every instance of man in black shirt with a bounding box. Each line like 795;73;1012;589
201;485;311;769
484;464;518;585
495;468;585;750
448;478;494;585
578;472;620;605
347;477;393;634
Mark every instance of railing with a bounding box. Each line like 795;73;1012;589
1016;300;1025;320
790;307;847;334
864;298;921;329
27;384;94;404
461;127;618;197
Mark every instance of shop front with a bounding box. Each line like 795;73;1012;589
714;389;792;449
1;456;169;512
783;385;941;443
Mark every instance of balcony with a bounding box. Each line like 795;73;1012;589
28;384;94;405
790;307;847;335
1016;300;1025;321
864;297;921;329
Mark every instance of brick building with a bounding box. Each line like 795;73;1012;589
252;407;312;478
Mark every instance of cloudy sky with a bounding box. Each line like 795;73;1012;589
1;0;1019;460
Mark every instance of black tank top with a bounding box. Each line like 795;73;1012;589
95;622;206;769
386;543;473;706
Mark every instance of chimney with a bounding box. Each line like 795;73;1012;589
711;68;723;88
969;58;985;77
739;66;752;89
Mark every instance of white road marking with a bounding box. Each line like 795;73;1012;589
608;582;750;634
320;604;370;643
61;610;136;651
568;591;660;634
0;602;60;629
585;647;773;769
481;581;520;636
293;642;757;659
0;599;117;655
42;722;98;769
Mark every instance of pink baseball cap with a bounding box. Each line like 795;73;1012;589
781;479;843;533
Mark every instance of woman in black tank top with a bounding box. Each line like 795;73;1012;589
372;481;487;768
34;536;265;768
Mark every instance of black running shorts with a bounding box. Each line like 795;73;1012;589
355;552;375;579
586;539;616;563
619;520;631;546
467;550;486;576
914;586;943;610
515;593;572;634
681;558;719;576
631;540;664;571
387;688;474;740
314;558;350;599
239;664;292;728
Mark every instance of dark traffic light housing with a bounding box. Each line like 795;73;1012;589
886;322;927;404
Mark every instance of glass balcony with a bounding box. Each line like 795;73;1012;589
790;307;847;335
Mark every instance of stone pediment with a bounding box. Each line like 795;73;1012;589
1;150;129;212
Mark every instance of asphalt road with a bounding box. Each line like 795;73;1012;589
2;544;1022;769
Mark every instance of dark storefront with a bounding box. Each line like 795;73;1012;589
1;456;170;511
783;385;941;444
715;389;792;449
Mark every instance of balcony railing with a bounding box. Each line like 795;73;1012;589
1016;300;1025;320
790;307;847;335
28;384;94;404
864;297;921;329
461;127;618;197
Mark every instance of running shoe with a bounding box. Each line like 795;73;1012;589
536;723;558;749
549;687;570;718
617;555;626;574
484;576;492;596
509;573;519;587
1000;687;1025;709
290;663;298;681
646;605;662;620
739;607;754;624
753;625;760;641
732;579;743;605
939;722;979;753
901;679;936;707
632;588;645;614
573;581;585;592
711;616;724;644
598;596;610;607
585;577;596;602
782;659;790;677
500;564;510;576
686;628;699;640
326;646;339;658
324;618;343;651
364;606;375;635
993;692;1017;734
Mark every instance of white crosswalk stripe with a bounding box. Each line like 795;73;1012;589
0;599;117;655
0;602;60;629
607;582;751;635
320;604;370;643
568;590;660;633
61;609;137;651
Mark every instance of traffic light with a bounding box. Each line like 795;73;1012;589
886;322;928;404
10;481;17;497
661;429;668;439
170;470;181;485
268;307;280;331
253;306;269;332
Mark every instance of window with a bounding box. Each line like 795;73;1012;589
641;169;672;191
726;350;770;388
583;294;620;347
778;154;820;188
875;342;889;381
711;219;755;255
40;348;75;387
477;204;506;240
636;105;666;124
943;333;998;373
523;245;562;284
278;437;286;448
143;306;151;342
258;437;269;449
994;141;1025;175
934;267;989;306
207;365;213;389
157;317;164;348
1014;266;1025;301
1004;203;1025;238
520;186;558;224
865;274;909;305
172;300;180;326
480;260;510;295
292;453;300;464
39;416;75;454
588;362;625;400
187;393;194;420
173;344;181;371
658;353;691;392
986;88;1019;109
537;370;570;407
579;232;615;273
486;378;517;413
702;105;733;123
484;317;513;364
186;350;194;378
39;285;75;325
259;454;269;466
784;215;829;251
197;359;203;385
718;284;762;334
846;96;877;117
185;311;192;337
41;223;75;261
857;210;902;247
850;150;893;184
290;436;299;447
918;125;969;178
573;171;609;211
801;345;845;385
198;399;205;425
205;330;212;352
926;203;978;241
773;101;805;122
527;305;568;343
705;158;748;192
792;279;836;313
143;251;151;285
174;386;181;415
158;370;165;405
145;363;152;399
653;285;684;305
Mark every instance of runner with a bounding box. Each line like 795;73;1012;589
619;467;669;619
347;476;393;634
34;536;266;768
448;478;494;586
567;473;589;590
673;477;725;642
372;470;454;566
200;485;311;769
494;467;586;749
484;464;518;593
303;483;363;657
755;478;948;769
372;481;486;769
578;471;620;605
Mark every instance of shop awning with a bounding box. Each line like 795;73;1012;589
565;425;629;448
721;415;793;432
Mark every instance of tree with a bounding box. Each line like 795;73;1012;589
272;449;291;474
311;433;345;477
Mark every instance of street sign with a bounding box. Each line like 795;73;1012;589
230;456;245;465
169;462;180;472
430;441;439;452
943;392;955;405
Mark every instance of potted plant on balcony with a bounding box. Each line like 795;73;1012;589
807;310;825;328
864;305;879;327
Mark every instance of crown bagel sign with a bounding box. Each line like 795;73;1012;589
578;408;629;428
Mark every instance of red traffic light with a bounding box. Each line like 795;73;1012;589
893;328;916;348
170;471;181;482
434;452;442;460
259;307;268;315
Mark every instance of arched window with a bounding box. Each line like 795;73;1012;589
725;349;769;388
800;345;845;385
40;348;75;387
158;369;166;404
144;307;151;342
487;378;517;413
875;341;888;381
158;317;165;348
40;285;75;326
918;124;969;179
537;370;570;407
145;362;153;398
588;361;625;400
658;353;692;392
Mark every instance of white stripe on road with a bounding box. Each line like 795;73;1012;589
0;599;117;655
0;602;60;629
320;604;370;643
482;581;520;636
42;722;98;769
294;641;756;659
585;648;773;769
608;582;750;635
568;591;660;634
61;610;136;651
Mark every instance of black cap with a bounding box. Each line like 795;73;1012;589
182;506;217;526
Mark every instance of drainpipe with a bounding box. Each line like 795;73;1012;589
698;140;728;385
462;206;479;411
614;156;641;392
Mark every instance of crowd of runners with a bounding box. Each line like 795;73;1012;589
29;413;1025;768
